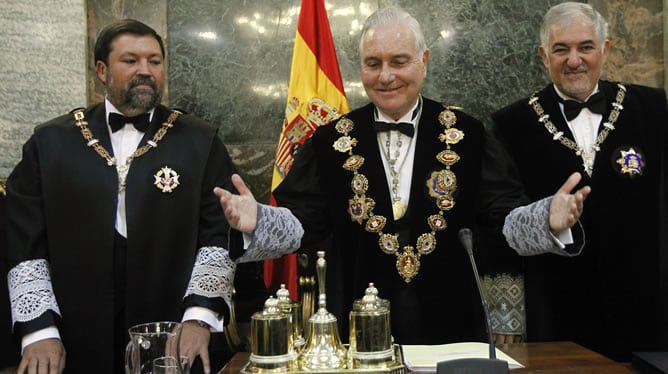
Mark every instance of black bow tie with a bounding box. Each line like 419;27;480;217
373;121;415;138
108;112;151;132
560;91;606;121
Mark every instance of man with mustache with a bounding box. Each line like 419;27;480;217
492;2;668;361
5;19;241;373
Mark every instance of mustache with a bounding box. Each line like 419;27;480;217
129;77;156;90
564;66;587;74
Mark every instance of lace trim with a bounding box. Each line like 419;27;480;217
8;259;61;324
503;197;584;257
483;273;525;335
185;246;236;306
239;204;302;263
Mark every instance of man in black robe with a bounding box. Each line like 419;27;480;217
215;6;589;346
5;19;244;373
492;2;668;362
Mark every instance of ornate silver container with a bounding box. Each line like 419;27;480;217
349;283;394;369
249;296;297;371
276;284;306;352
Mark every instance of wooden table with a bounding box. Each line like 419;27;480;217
219;341;637;373
498;341;636;373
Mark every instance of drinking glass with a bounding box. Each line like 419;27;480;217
152;356;190;374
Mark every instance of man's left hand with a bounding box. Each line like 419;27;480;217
549;172;591;232
180;320;212;374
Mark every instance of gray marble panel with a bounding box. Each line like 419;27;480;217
591;0;664;88
0;0;87;178
167;0;571;201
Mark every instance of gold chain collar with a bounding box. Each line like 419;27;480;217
528;83;626;175
332;103;465;283
72;108;182;191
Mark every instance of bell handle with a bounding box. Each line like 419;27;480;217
316;251;326;298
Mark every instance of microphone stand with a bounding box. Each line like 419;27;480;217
436;228;510;374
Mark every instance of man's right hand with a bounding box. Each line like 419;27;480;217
213;173;258;233
18;338;65;374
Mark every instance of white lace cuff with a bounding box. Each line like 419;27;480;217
8;259;62;325
184;246;236;308
503;197;583;256
238;203;303;263
483;274;525;335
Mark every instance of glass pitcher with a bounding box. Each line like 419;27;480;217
125;321;184;374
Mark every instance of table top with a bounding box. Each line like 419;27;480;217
219;341;637;373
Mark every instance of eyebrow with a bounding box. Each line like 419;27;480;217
552;39;596;49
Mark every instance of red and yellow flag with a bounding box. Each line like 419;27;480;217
265;0;349;299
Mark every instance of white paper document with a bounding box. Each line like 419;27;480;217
401;342;525;372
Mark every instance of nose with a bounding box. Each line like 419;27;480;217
136;58;151;76
379;63;395;83
566;48;582;68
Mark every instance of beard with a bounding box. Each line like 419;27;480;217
106;72;163;112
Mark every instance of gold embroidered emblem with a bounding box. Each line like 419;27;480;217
616;147;644;177
154;166;180;193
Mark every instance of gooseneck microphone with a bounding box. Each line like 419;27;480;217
458;227;496;360
436;228;509;374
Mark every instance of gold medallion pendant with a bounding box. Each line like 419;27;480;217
392;200;407;220
396;246;420;282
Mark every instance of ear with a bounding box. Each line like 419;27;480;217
422;49;430;75
96;61;108;85
601;39;611;63
538;46;549;69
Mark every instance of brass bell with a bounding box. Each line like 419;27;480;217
297;251;348;370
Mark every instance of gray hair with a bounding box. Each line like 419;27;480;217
359;7;427;56
540;2;608;51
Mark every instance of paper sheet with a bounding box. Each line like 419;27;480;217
401;342;524;372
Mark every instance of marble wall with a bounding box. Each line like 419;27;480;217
165;0;664;204
0;0;663;196
0;0;87;178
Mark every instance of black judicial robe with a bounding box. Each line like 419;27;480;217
492;80;668;361
6;103;238;372
274;97;527;344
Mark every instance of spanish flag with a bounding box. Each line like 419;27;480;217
265;0;349;299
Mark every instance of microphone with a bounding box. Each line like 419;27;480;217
458;227;495;360
436;228;509;374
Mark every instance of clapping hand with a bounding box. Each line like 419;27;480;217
549;172;591;232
